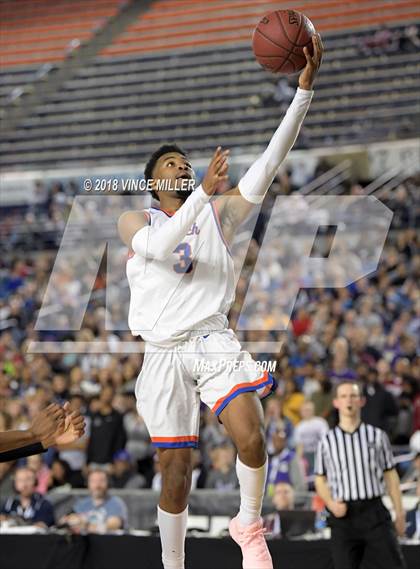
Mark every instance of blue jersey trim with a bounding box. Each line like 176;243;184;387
214;374;276;417
152;441;199;449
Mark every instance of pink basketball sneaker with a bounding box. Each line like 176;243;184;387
229;515;274;569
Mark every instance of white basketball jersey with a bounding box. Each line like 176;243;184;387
126;202;235;347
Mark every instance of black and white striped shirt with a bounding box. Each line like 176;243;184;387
315;422;395;502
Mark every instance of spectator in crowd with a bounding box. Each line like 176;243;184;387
260;76;296;109
0;467;54;527
282;379;305;425
205;444;239;490
191;448;206;490
294;400;329;474
291;309;312;338
47;458;73;491
405;479;420;540
402;452;420;492
110;449;146;489
410;431;420;455
267;420;306;495
359;25;399;55
57;394;89;488
87;383;126;468
26;454;50;495
328;337;357;384
0;462;15;500
60;469;128;533
122;394;154;485
398;24;420;53
361;367;399;434
263;482;295;535
311;371;335;427
264;396;294;452
200;408;231;469
151;453;162;491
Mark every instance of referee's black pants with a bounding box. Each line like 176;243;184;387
329;498;406;569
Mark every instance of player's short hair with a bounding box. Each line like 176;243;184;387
144;143;187;201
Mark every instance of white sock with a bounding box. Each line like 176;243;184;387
157;505;188;569
236;455;268;527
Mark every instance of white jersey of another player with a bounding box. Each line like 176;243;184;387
126;202;235;347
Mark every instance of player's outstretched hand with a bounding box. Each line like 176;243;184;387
53;402;85;446
299;32;324;91
41;402;85;448
202;146;230;196
30;403;65;443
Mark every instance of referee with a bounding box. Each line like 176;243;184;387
315;381;406;569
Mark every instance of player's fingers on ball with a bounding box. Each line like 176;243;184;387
316;34;324;60
303;46;312;63
315;38;322;64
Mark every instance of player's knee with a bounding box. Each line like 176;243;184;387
236;425;267;460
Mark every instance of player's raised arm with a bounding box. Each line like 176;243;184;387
118;147;229;260
216;33;324;242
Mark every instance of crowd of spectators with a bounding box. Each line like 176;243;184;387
0;171;419;534
358;24;420;56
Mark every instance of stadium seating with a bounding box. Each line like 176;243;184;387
0;1;419;170
102;0;420;55
0;0;123;67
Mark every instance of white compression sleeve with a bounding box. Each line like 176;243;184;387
131;184;210;260
238;87;314;204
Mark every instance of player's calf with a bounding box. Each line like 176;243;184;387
158;448;193;513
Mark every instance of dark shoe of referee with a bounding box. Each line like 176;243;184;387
315;381;406;569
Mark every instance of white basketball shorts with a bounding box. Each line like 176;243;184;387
135;328;277;449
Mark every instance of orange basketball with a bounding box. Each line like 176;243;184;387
252;9;315;74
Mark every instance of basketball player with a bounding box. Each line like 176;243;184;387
119;34;323;569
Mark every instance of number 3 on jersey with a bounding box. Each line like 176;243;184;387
173;242;194;273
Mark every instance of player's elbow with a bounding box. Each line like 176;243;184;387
117;212;133;247
118;211;149;248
